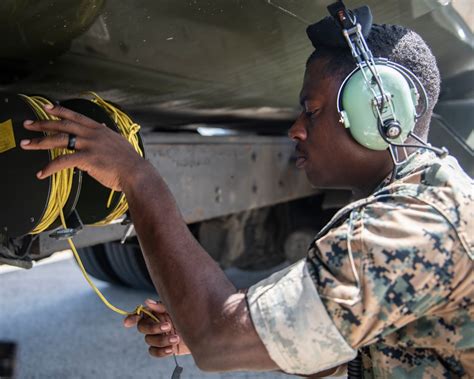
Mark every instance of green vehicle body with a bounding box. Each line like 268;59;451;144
0;0;471;286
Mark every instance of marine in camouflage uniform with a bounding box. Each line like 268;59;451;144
247;150;473;378
77;6;471;376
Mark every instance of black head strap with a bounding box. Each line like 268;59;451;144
306;3;372;49
327;1;358;29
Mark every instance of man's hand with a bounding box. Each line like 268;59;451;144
20;104;146;191
124;299;191;358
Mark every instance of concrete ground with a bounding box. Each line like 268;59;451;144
0;252;294;379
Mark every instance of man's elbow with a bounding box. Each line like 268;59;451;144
183;292;252;372
193;353;220;372
188;339;225;372
185;328;238;372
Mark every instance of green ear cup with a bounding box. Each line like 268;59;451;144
340;64;417;150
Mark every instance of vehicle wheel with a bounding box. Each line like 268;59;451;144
104;241;155;291
76;244;124;285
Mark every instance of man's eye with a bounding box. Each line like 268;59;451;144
305;109;318;118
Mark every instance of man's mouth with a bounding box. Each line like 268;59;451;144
295;156;307;168
294;146;307;168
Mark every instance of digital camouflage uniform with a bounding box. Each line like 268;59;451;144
247;150;473;378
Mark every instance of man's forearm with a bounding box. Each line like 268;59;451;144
121;160;237;348
122;161;277;371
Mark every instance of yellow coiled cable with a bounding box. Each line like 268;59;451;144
20;94;161;327
19;95;75;235
88;92;144;226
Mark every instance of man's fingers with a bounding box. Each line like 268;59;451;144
124;300;167;329
123;314;141;328
148;346;174;358
37;153;83;179
20;133;75;151
144;299;167;314
23;119;85;137
145;334;180;348
137;318;171;335
44;104;100;129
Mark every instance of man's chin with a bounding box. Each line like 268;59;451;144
305;170;325;189
306;173;353;192
305;169;339;190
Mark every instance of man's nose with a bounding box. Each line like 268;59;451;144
288;114;307;141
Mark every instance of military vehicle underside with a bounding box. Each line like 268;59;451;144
0;0;472;288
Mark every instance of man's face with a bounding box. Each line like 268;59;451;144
288;58;361;188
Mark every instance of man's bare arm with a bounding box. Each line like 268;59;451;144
121;160;277;371
21;105;277;372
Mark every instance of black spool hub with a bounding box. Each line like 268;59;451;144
0;94;144;237
0;93;82;237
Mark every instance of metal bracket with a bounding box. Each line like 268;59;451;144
49;210;84;240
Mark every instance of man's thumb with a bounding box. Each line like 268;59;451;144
145;298;167;313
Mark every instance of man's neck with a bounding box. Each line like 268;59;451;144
351;158;394;199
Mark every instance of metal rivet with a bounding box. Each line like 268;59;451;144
386;126;401;138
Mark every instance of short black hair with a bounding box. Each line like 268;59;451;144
307;24;441;138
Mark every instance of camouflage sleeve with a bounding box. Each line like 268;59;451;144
246;259;357;375
309;200;462;349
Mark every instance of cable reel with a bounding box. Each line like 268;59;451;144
0;92;144;240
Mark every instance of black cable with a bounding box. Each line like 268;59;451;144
377;119;448;156
388;145;400;183
376;119;449;185
347;352;363;379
